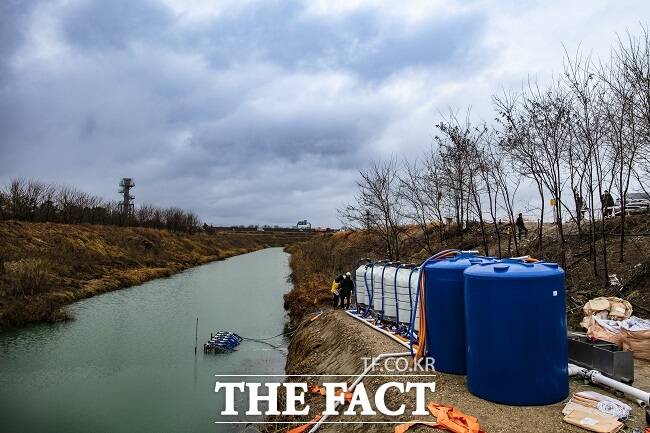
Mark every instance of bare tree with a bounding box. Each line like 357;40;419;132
477;130;504;257
494;90;548;255
1;178;201;233
422;149;448;243
435;110;487;239
339;159;404;260
600;33;645;262
398;159;436;254
496;79;573;267
563;47;611;280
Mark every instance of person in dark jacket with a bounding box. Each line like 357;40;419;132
339;272;355;310
601;190;615;216
516;213;528;240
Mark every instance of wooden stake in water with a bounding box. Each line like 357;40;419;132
194;317;199;354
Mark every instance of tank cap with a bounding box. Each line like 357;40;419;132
468;259;483;264
494;264;509;273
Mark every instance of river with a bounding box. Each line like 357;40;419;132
0;247;291;433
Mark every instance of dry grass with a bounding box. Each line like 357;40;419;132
284;216;650;327
283;227;489;324
2;258;55;296
0;220;311;329
284;231;380;324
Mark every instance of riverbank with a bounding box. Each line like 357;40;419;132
277;309;650;433
284;218;650;328
0;247;292;433
0;220;309;329
279;228;650;432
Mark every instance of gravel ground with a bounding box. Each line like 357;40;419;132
276;309;650;433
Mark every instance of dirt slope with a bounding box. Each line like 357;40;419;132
0;220;310;328
275;310;649;433
284;219;650;329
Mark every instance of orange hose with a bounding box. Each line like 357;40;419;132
395;402;485;433
415;273;427;360
415;250;458;361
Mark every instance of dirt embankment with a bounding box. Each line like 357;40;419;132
0;220;310;329
284;218;650;328
275;310;650;433
278;224;650;432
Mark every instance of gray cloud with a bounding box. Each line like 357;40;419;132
1;0;648;226
61;0;173;51
0;0;39;86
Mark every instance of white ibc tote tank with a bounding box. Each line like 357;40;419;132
410;266;421;331
354;260;421;332
394;265;420;327
379;265;399;318
371;262;389;313
354;263;371;306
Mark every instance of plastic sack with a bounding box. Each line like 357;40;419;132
582;297;633;321
582;315;650;360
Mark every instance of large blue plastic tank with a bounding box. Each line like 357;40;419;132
464;260;568;405
423;253;494;374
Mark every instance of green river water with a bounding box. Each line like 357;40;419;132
0;247;292;433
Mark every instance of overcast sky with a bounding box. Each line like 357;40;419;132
1;0;648;227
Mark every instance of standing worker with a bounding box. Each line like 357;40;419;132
331;275;343;308
339;272;355;310
601;190;615;217
516;213;528;240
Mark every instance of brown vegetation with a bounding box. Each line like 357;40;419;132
0;220;311;329
284;216;650;329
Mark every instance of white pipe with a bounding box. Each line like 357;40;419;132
568;363;585;377
345;310;411;350
307;351;412;433
568;363;650;406
347;315;650;408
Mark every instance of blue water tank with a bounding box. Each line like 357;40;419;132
464;260;569;405
423;253;494;374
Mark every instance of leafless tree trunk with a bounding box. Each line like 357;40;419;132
339;159;404;260
563;47;609;279
601;34;644;263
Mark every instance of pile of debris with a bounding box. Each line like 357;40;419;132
562;391;631;433
564;296;650;432
580;297;650;361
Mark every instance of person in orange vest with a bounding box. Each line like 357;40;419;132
331;275;343;308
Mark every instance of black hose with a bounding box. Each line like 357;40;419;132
240;337;286;351
240;329;295;341
238;310;322;351
239;326;297;351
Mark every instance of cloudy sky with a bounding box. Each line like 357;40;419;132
1;0;648;227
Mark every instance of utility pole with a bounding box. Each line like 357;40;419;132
119;178;135;216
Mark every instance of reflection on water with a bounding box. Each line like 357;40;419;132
0;247;291;433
